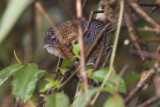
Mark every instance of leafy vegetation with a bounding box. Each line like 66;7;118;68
0;0;160;107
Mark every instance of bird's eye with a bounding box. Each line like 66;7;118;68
101;5;105;9
51;37;57;42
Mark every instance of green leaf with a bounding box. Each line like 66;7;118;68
104;94;124;107
40;79;61;92
40;82;54;92
45;93;70;107
73;44;80;59
59;67;69;75
89;67;126;94
73;88;99;107
0;0;30;44
0;64;24;86
89;67;109;82
11;63;39;103
106;75;126;94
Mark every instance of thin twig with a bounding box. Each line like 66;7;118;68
124;69;155;104
124;8;145;59
86;22;111;61
45;58;63;99
35;2;69;45
131;50;160;61
153;44;160;94
126;0;160;34
133;38;160;43
83;10;104;35
76;0;88;92
26;0;38;9
125;48;159;105
35;2;55;27
53;58;63;81
139;26;160;33
35;1;75;64
82;0;88;11
51;65;80;94
102;46;113;67
115;64;129;93
153;70;160;93
50;64;77;94
137;94;160;107
139;3;160;13
139;4;160;7
93;35;107;71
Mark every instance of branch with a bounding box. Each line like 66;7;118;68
102;46;113;67
125;67;155;104
93;35;107;71
137;94;160;107
86;22;111;61
115;64;129;93
131;50;160;61
124;7;145;59
76;0;89;92
53;58;63;81
125;0;160;34
153;45;160;95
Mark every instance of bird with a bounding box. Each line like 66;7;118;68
43;19;114;63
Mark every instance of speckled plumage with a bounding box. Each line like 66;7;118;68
43;19;112;61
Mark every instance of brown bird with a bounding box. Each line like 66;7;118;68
43;19;114;63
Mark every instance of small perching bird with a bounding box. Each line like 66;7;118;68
43;19;114;62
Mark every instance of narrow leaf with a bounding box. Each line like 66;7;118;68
0;0;30;44
11;63;39;103
0;64;24;86
40;79;61;92
45;93;70;107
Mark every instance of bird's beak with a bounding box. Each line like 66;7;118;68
43;44;51;48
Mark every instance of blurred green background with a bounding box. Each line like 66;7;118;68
0;0;160;106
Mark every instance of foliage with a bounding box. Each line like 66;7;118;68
73;88;99;107
0;53;45;103
89;67;127;94
44;93;70;107
40;79;61;92
0;0;160;106
0;64;24;86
